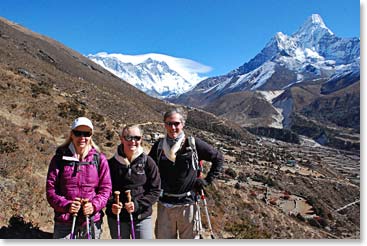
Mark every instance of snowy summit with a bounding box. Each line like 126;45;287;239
200;13;359;94
87;52;211;98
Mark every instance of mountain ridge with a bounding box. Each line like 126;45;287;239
87;52;209;98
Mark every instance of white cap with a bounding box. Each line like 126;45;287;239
71;117;93;131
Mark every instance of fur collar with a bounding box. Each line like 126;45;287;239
114;144;144;166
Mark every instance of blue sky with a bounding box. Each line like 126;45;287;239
0;0;361;77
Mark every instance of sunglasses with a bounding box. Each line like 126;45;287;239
72;130;92;137
124;135;142;141
165;121;181;127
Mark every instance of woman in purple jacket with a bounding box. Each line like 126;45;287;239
46;117;112;239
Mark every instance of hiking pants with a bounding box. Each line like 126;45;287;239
53;220;102;239
107;215;153;239
155;202;197;239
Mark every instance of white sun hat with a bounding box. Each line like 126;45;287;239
71;117;94;131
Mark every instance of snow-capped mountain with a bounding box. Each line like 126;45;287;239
232;14;359;84
174;14;360;106
172;14;359;150
87;52;210;98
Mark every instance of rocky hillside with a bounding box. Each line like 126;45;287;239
0;17;359;239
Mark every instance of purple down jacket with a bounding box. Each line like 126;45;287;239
46;146;111;224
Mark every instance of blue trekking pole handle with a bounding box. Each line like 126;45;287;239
125;190;136;239
114;191;121;239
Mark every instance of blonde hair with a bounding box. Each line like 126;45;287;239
120;124;144;137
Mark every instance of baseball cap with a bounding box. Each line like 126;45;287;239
71;117;94;131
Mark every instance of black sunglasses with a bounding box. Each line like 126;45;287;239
72;130;92;137
165;121;181;127
124;135;142;141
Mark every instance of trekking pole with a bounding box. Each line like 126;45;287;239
70;197;80;239
114;191;121;239
195;160;204;239
125;190;136;239
70;213;77;239
200;189;215;239
195;195;204;239
82;199;91;239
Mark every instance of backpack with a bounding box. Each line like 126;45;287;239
55;148;101;177
156;136;202;177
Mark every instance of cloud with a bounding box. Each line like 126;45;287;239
171;57;212;74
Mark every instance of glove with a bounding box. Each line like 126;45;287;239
194;178;208;192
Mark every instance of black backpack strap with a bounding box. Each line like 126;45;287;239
78;152;100;175
156;138;164;166
57;151;101;177
92;152;101;175
187;136;199;170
